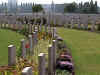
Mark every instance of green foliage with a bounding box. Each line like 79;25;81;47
30;18;35;24
17;46;22;58
64;2;78;13
97;24;100;31
16;17;24;24
64;0;98;13
32;4;43;13
56;69;71;75
18;26;29;36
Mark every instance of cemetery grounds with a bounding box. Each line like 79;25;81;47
0;24;100;75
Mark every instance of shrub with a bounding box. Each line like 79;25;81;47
30;18;35;24
17;46;22;57
97;24;100;31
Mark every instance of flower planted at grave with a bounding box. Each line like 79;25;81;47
56;51;74;73
25;43;30;55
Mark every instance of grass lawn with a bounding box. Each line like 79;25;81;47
0;29;25;66
57;27;100;75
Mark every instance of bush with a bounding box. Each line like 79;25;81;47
97;24;100;31
88;27;91;31
17;46;22;57
30;18;35;24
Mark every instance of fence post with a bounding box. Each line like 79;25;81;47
48;45;54;75
8;45;16;66
38;53;46;75
29;35;33;56
21;39;26;58
22;67;33;75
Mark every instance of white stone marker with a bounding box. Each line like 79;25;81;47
83;17;88;30
29;35;33;55
21;39;26;58
48;45;54;75
45;24;48;33
40;17;43;31
8;45;16;66
91;20;96;32
22;67;33;75
52;27;56;39
35;29;38;44
71;16;74;29
28;24;32;34
40;23;42;32
52;40;57;75
33;32;36;45
38;53;46;75
78;17;81;29
84;21;88;30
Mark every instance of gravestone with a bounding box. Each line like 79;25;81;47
83;16;88;30
28;24;32;34
48;45;54;75
21;39;26;58
22;67;33;75
44;24;47;33
77;16;81;29
38;53;46;75
40;17;43;32
28;35;33;55
52;27;57;39
8;45;16;66
91;20;96;31
33;32;36;45
71;16;74;29
91;17;96;31
52;40;57;75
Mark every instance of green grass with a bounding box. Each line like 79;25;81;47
57;27;100;75
0;29;25;66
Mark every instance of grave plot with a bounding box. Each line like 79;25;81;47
0;23;75;75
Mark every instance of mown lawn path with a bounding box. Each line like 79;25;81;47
0;29;25;65
57;27;100;75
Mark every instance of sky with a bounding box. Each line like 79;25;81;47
0;0;99;5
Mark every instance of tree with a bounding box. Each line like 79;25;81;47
32;4;43;13
82;0;98;14
32;4;44;24
64;2;78;13
82;2;90;13
64;0;98;14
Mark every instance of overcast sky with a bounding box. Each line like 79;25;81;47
0;0;99;5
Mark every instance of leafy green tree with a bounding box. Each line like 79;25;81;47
64;0;98;14
64;2;78;13
32;4;43;13
32;4;44;24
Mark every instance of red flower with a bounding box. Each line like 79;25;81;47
25;43;30;48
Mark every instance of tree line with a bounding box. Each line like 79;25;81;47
64;0;98;14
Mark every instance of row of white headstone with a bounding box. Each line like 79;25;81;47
7;22;57;75
8;39;57;75
68;17;96;31
0;15;98;32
